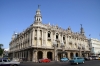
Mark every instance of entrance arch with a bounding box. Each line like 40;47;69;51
70;53;73;59
76;53;78;57
37;51;43;60
47;52;52;60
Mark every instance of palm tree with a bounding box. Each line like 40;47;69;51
0;44;4;56
0;44;3;49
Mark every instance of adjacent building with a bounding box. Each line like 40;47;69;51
89;38;100;55
9;7;90;62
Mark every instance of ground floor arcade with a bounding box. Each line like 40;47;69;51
9;48;90;62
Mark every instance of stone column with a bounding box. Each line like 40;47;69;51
29;31;32;46
28;50;30;61
37;28;40;46
32;29;34;46
43;30;46;47
68;52;70;60
32;50;36;62
43;51;47;59
42;30;43;46
73;52;76;57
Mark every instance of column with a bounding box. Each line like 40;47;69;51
32;50;35;62
43;51;47;59
45;31;47;46
42;30;43;46
32;29;34;46
37;28;39;46
43;30;46;46
29;31;32;46
52;51;54;61
68;52;70;60
28;51;30;61
73;52;76;57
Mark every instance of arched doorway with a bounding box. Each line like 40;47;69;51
65;52;68;58
37;51;43;60
47;52;52;60
58;53;62;61
76;53;78;57
70;53;73;59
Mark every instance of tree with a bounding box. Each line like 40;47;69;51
0;44;4;56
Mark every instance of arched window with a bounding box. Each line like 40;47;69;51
63;35;65;40
48;31;51;38
56;33;58;39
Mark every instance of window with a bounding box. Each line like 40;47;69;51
3;59;7;62
0;59;2;62
63;37;65;40
56;35;58;39
48;31;51;38
48;33;50;37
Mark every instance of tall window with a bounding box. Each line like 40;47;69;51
48;31;51;38
56;33;58;39
63;36;65;40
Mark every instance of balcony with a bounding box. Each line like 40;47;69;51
56;39;60;42
48;37;51;41
34;36;37;40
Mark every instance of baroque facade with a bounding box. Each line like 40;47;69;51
89;38;100;55
9;7;90;62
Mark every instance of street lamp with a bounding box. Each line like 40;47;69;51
60;42;65;58
53;40;57;61
78;44;81;57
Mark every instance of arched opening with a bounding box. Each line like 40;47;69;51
47;52;52;60
37;51;43;60
56;33;59;39
76;53;78;57
65;52;68;58
70;53;73;59
58;53;62;61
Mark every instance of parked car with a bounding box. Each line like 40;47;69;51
0;58;20;66
60;57;69;62
39;58;51;63
84;57;92;61
69;57;85;65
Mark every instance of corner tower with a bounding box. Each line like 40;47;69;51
34;5;42;24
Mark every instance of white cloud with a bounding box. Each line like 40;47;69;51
5;48;9;51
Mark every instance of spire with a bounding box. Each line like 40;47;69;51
34;5;42;24
80;24;85;35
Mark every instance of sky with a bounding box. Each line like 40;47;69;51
0;0;100;49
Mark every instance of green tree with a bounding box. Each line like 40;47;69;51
0;44;4;56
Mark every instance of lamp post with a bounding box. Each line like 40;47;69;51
78;44;81;57
82;46;85;57
53;40;57;61
61;42;65;58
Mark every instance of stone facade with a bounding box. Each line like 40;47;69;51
89;38;100;55
9;7;90;62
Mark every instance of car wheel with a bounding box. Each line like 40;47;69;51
76;62;78;65
82;61;84;63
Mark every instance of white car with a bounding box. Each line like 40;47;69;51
0;58;20;66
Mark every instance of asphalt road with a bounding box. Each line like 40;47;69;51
20;60;100;66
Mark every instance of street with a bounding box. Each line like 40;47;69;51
20;60;100;66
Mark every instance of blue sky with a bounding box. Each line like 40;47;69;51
0;0;100;49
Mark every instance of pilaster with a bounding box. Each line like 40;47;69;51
32;29;34;46
28;51;30;61
37;28;40;46
43;51;47;59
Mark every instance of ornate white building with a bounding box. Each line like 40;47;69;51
89;38;100;55
9;6;90;62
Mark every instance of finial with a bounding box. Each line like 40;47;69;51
38;5;41;9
